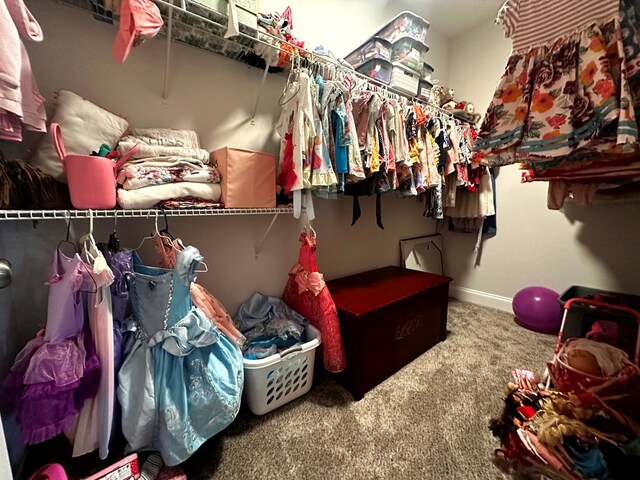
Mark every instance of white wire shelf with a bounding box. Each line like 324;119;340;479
0;207;293;221
51;0;474;124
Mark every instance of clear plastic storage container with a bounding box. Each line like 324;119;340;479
344;36;393;70
356;58;393;84
375;11;430;44
391;37;428;73
420;62;434;82
418;79;433;101
389;63;420;97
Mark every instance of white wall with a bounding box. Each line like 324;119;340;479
446;19;640;309
1;1;452;469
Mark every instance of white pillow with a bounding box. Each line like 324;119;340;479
29;90;129;183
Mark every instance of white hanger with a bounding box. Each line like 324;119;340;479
133;212;209;273
82;209;99;263
133;211;162;251
196;259;209;274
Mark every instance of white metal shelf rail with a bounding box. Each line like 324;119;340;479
0;208;293;256
0;208;292;220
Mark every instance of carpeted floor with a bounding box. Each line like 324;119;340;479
183;300;556;479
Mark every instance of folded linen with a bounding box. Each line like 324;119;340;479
117;183;221;209
119;157;208;169
118;164;221;190
124;128;201;148
117;142;209;163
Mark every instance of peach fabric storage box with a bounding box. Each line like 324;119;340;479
210;147;276;208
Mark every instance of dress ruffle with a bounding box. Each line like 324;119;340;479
474;16;639;168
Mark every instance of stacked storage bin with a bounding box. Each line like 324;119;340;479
344;11;433;98
344;37;393;84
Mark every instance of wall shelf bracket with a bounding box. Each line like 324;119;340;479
254;213;280;258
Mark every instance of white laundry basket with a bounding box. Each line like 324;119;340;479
243;324;321;415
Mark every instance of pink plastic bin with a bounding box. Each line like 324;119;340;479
51;123;137;209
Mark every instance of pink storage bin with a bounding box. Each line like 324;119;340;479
51;123;137;210
210;147;276;208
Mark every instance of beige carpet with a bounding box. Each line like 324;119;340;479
183;300;556;479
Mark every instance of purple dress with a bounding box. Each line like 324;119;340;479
2;250;100;444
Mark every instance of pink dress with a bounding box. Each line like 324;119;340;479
282;232;346;373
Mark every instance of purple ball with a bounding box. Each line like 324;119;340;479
513;286;563;334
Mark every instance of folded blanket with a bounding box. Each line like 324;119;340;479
124;128;201;148
120;157;208;169
117;141;210;163
117;183;221;209
118;164;221;190
158;198;224;209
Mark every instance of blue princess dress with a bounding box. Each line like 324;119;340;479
117;246;243;465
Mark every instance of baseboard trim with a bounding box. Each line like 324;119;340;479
450;286;512;312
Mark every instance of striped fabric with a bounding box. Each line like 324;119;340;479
501;0;620;50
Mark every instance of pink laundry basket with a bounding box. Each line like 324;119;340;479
50;123;138;209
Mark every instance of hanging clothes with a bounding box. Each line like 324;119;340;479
475;0;634;164
474;0;640;208
117;246;243;466
282;231;347;373
274;64;484;228
153;234;246;347
0;0;46;141
66;237;115;459
2;249;100;445
277;69;316;216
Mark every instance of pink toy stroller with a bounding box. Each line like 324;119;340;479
546;298;640;434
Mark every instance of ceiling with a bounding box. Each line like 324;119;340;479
397;0;505;38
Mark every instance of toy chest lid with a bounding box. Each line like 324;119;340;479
327;266;451;317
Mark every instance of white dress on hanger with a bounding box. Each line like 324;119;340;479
66;241;115;459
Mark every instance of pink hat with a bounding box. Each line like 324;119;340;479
113;0;163;64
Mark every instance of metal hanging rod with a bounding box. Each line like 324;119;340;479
0;208;293;221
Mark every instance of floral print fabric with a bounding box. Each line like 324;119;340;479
474;16;639;168
119;165;221;190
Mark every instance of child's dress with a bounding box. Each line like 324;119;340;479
2;249;100;444
66;240;115;459
474;0;638;168
117;246;243;466
282;232;346;373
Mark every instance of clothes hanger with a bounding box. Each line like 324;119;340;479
78;210;99;294
133;211;162;251
196;259;209;274
57;212;77;255
82;209;99;264
278;56;301;107
159;210;175;240
107;210;120;253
